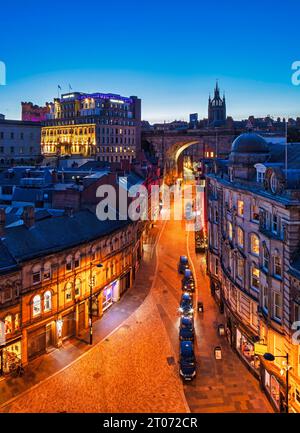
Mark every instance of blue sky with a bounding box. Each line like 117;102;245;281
0;0;299;122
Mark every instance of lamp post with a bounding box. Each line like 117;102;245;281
263;352;291;413
89;261;103;345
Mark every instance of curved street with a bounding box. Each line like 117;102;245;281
0;198;272;413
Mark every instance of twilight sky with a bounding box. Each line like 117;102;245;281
0;0;299;123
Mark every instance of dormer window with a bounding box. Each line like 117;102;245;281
254;164;266;184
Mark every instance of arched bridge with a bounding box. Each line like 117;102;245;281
142;129;242;180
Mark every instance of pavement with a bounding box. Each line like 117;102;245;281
0;194;273;413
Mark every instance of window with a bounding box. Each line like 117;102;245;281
237;200;244;217
250;234;259;255
15;314;20;330
295;304;300;323
44;291;52;312
270;173;278;193
228;221;233;241
74;252;80;269
251;265;260;290
4;315;12;334
75;279;81;297
272;214;278;234
237;227;244;248
237;258;244;280
257;171;265;183
43;262;51;280
273;292;282;321
263;244;269;270
32;266;41;285
274;256;282;277
296;388;300;405
263;286;268;311
33;295;41;317
66;255;72;272
251;204;259;222
65;283;72;301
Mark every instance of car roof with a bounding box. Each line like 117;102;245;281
180;255;188;261
182;292;191;300
180;340;193;350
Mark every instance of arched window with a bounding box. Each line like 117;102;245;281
65;282;72;301
33;295;41;316
44;291;52;312
263;244;269;270
250;234;260;255
4;315;12;334
270;173;278;193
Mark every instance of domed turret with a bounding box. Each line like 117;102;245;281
231;132;269;154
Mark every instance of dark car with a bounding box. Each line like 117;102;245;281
178;255;189;274
179;316;194;341
179;292;193;316
182;269;195;292
179;340;196;380
182;278;195;293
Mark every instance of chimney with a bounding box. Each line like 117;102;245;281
0;208;6;237
22;206;35;228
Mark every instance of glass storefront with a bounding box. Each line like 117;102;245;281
264;370;280;410
102;280;119;311
236;328;260;372
0;340;22;374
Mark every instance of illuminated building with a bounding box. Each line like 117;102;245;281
207;132;300;412
0;207;143;373
42;92;141;162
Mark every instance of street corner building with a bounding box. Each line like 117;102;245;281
41;91;141;162
0;207;145;374
206;132;300;412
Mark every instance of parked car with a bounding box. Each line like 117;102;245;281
178;255;189;274
182;279;195;293
179;340;196;380
179;292;193;316
182;269;195;291
179;316;194;341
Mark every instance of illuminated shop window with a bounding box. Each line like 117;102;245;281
65;282;72;301
33;295;41;317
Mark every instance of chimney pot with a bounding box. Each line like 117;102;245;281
22;205;35;228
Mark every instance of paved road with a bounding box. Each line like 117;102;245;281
1;196;273;413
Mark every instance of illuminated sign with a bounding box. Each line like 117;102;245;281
254;343;268;355
110;99;124;104
62;94;75;99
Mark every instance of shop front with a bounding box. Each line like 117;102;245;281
260;363;286;412
28;321;55;360
102;279;120;312
0;337;22;375
224;305;260;378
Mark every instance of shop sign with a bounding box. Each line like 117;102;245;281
254;343;268;355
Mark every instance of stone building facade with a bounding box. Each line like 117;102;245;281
207;132;300;412
0;208;144;374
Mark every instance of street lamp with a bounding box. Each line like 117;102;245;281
89;261;103;345
263;352;291;413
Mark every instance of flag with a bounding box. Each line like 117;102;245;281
58;85;61;90
69;84;72;91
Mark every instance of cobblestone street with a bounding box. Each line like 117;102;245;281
0;200;273;413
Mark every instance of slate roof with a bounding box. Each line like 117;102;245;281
1;209;130;263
